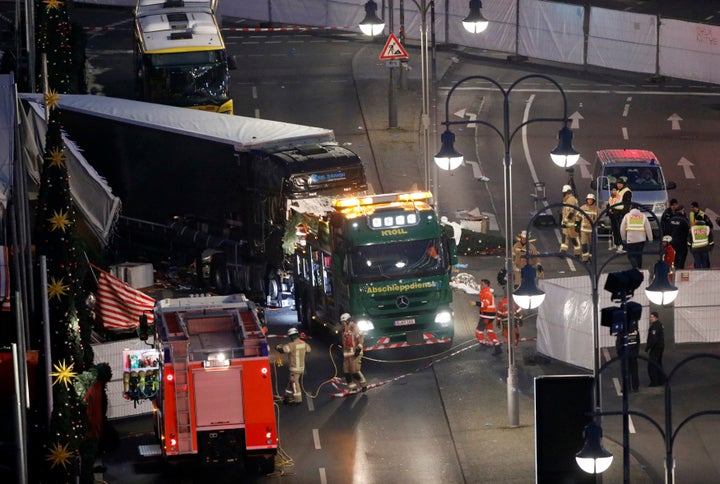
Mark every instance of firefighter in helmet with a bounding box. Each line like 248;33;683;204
275;327;311;405
560;184;581;255
340;313;367;391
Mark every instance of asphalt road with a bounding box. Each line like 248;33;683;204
5;3;720;483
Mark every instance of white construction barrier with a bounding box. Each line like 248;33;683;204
588;7;657;74
660;19;720;85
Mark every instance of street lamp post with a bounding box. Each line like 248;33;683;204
514;202;680;482
412;0;435;201
581;354;720;484
359;0;398;128
434;75;578;427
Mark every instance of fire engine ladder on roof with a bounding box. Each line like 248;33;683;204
172;343;194;453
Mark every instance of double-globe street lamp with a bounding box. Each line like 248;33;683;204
580;353;720;484
513;202;680;482
360;0;489;202
434;74;579;427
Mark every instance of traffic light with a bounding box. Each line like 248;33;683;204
602;268;643;334
600;301;642;335
603;268;643;302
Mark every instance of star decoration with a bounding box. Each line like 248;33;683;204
46;441;73;469
51;359;77;390
47;209;71;233
46;147;67;168
48;276;69;300
44;88;61;109
43;0;64;11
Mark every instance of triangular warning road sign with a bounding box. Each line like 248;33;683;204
379;32;409;60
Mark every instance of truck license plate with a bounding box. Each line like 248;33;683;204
394;318;415;326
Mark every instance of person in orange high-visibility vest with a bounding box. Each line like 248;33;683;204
620;207;652;268
496;295;522;348
470;279;502;355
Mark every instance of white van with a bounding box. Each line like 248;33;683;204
590;149;676;234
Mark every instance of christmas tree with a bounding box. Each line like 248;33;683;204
34;0;95;481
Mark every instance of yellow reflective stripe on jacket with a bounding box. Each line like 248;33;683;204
626;213;645;231
615;187;631;210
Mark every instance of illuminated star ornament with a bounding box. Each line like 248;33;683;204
51;359;77;390
46;147;67;168
48;276;69;300
43;0;64;11
47;209;71;233
44;88;61;109
46;441;73;469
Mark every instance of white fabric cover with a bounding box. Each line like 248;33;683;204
22;100;122;244
517;0;584;65
659;19;720;85
19;94;336;152
588;7;657;74
536;273;650;371
672;270;720;343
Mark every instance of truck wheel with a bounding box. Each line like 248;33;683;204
295;294;304;323
258;456;275;475
302;293;316;335
210;256;231;294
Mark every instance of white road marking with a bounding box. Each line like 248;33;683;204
577;156;591;179
677;157;695;179
622;127;629;140
611;377;637;432
313;428;321;449
454;108;477;127
521;94;567;260
307;395;315;411
622;103;630;117
319;467;328;484
569;111;584;129
668;113;683;130
252;86;258;99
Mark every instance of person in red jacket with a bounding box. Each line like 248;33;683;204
496;295;523;348
662;235;676;282
470;279;502;354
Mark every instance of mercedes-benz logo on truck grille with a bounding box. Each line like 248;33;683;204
396;296;409;309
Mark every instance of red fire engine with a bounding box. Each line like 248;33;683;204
145;294;277;473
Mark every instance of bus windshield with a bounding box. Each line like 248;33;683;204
348;239;446;281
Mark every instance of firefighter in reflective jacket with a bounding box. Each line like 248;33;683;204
340;313;367;391
470;279;502;354
579;194;599;262
276;327;311;405
560;185;581;255
688;219;713;269
496;295;522;348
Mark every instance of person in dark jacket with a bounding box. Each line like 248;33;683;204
660;198;679;236
667;206;690;269
616;325;640;392
646;312;666;386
